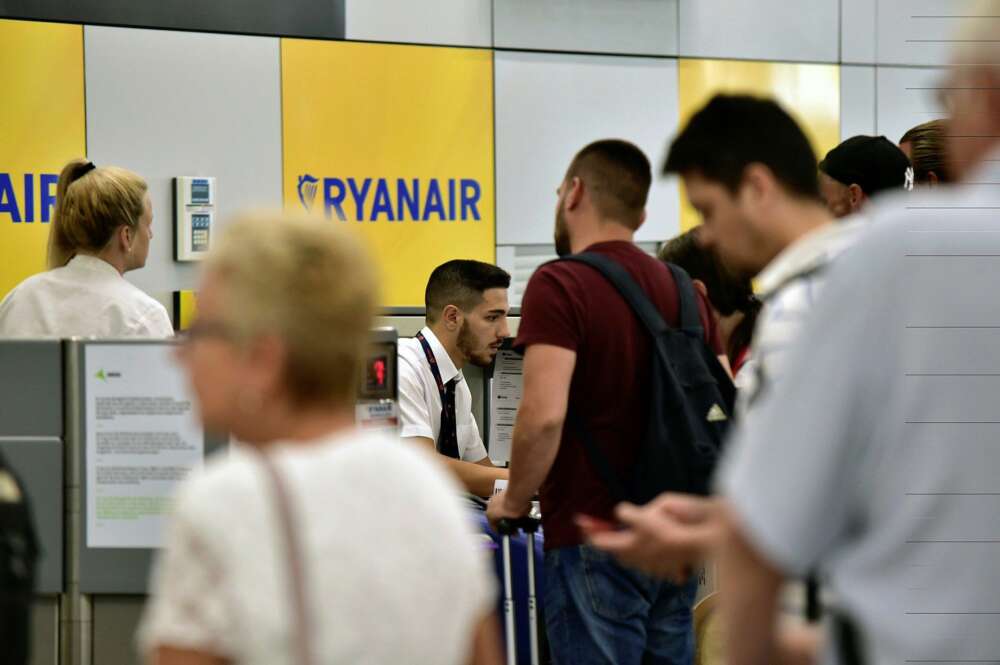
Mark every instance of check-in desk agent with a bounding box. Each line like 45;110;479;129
397;260;511;497
0;158;172;338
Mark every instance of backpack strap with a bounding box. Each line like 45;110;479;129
558;252;679;504
561;253;669;337
664;263;704;338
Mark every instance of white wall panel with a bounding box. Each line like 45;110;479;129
346;0;492;47
497;243;660;307
679;0;839;63
841;0;877;64
85;26;283;313
494;0;678;56
876;0;984;66
495;52;679;245
876;66;948;145
841;65;877;141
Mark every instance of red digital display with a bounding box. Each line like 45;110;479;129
367;356;388;390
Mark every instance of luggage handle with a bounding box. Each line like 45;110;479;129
497;517;541;536
497;516;541;665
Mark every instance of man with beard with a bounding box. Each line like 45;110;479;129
398;260;511;496
487;139;724;665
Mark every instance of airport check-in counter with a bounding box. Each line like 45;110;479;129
1;330;399;665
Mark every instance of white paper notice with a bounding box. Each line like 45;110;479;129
489;347;523;464
85;344;204;548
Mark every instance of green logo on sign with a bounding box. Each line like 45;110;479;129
95;369;106;381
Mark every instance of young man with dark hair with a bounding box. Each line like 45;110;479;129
818;135;913;218
659;94;860;414
487;139;725;664
397;259;511;496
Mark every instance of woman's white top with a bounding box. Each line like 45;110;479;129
0;254;172;338
139;430;496;665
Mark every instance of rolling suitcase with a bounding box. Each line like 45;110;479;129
497;517;542;665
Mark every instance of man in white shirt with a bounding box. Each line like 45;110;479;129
398;260;510;497
717;16;1000;664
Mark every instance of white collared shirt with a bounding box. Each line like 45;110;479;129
0;254;173;338
737;217;866;414
397;327;488;463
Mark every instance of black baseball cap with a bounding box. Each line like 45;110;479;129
818;135;913;196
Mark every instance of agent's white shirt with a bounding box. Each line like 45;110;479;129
0;254;172;338
397;327;489;462
139;430;495;665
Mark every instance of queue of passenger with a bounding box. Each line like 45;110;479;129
1;7;998;665
584;12;1000;665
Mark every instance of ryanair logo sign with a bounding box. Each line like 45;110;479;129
296;174;483;222
0;172;59;223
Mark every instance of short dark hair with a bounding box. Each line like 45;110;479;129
658;228;761;364
565;139;652;229
662;94;820;199
658;228;754;317
425;260;511;322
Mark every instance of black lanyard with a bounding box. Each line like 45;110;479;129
415;331;448;400
415;332;461;459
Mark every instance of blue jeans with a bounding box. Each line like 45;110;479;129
544;545;697;665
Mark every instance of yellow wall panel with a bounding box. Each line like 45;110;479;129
677;59;840;232
172;290;198;331
0;19;86;298
281;40;495;307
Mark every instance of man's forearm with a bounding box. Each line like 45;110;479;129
499;343;576;515
504;407;563;509
403;436;507;497
445;458;508;497
720;503;784;665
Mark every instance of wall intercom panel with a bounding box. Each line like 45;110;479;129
173;176;216;262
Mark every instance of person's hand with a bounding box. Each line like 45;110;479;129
576;493;721;581
775;618;822;665
486;489;530;532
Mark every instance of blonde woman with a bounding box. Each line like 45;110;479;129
139;212;501;665
0;158;171;337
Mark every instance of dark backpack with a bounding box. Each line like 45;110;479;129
559;252;736;504
0;451;38;665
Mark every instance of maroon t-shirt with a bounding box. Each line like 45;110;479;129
514;241;723;549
